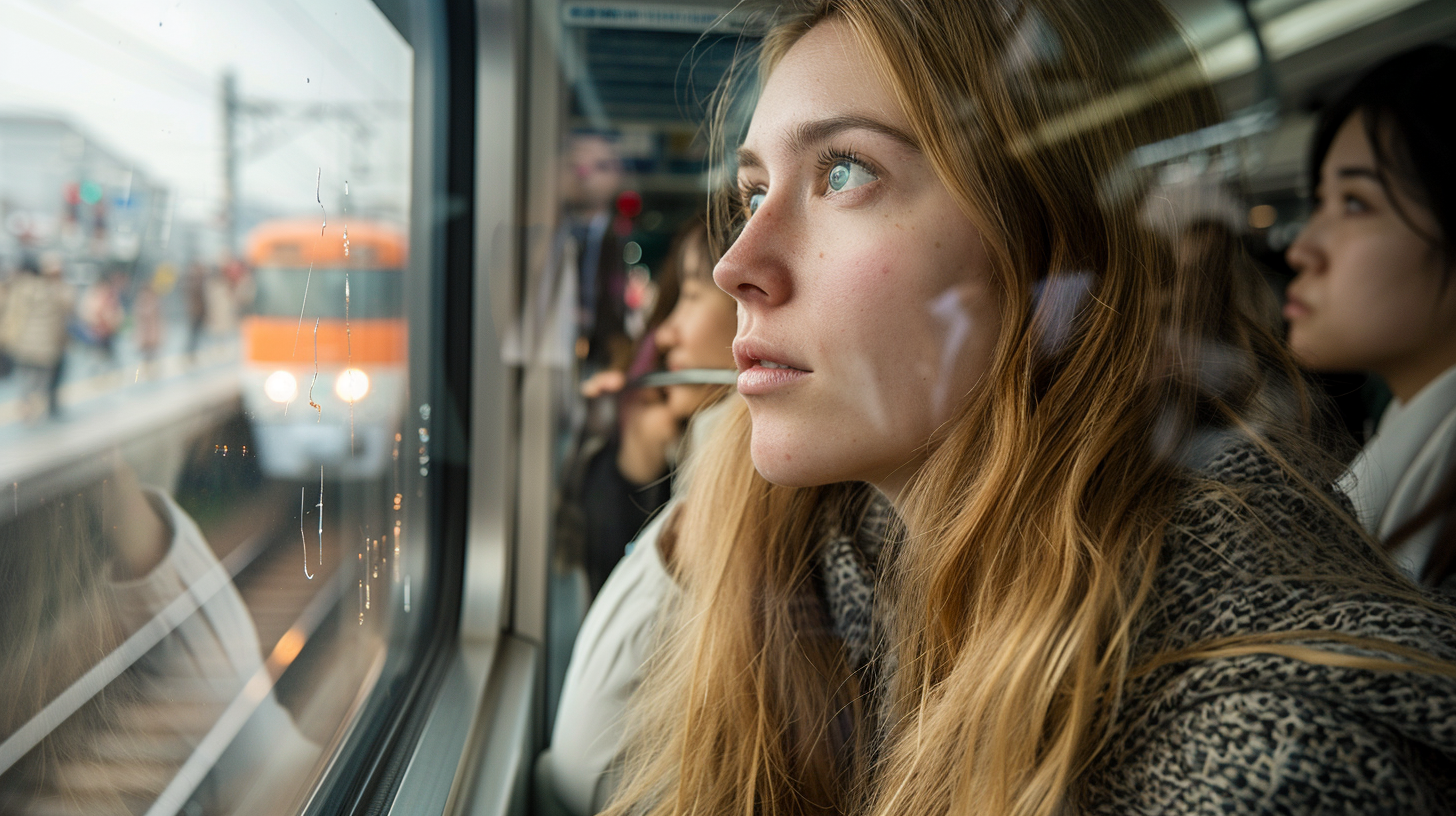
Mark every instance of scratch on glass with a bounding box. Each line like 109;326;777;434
358;553;364;624
291;262;314;360
299;488;314;579
308;318;322;420
364;537;372;610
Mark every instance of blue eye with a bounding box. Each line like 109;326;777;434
748;192;765;215
827;160;876;193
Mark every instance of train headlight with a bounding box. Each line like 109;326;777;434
264;370;298;403
335;368;370;402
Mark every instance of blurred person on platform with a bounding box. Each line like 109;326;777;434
0;254;75;419
185;262;208;358
133;276;164;376
78;267;125;361
1285;45;1456;588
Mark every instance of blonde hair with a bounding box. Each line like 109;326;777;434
606;2;1454;815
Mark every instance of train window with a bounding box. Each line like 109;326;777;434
0;1;436;814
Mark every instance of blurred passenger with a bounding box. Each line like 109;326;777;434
547;3;1456;815
1285;45;1456;588
567;216;736;597
560;131;632;375
546;214;742;813
1162;218;1299;455
0;254;74;419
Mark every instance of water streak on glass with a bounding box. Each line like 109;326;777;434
308;318;323;419
343;181;351;258
300;488;314;580
315;167;327;236
316;467;324;567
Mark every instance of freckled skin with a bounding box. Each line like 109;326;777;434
715;20;1001;502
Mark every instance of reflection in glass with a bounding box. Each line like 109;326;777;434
0;0;416;812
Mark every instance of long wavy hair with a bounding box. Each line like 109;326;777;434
603;2;1451;815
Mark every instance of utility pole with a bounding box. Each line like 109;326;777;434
221;71;239;259
217;73;402;255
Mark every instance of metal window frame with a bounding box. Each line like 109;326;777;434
331;0;543;813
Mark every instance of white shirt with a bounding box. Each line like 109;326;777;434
542;507;677;815
1340;364;1456;580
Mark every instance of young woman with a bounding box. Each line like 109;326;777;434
545;218;741;813
566;216;739;596
592;1;1456;814
1284;46;1456;587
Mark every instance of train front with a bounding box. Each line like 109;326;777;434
241;219;407;480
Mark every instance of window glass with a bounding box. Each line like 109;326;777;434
0;1;422;813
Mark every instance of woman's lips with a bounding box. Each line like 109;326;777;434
732;339;810;395
1282;297;1311;321
736;362;809;395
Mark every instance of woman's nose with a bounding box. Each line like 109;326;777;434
1285;220;1322;276
654;309;681;351
713;206;792;309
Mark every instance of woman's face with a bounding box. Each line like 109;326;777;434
654;251;739;418
1285;113;1456;400
715;19;1000;500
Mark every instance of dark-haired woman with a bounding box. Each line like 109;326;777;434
1286;45;1456;588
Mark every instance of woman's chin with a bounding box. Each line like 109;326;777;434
748;437;848;488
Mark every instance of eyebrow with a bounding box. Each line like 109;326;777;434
735;114;920;171
1334;166;1381;182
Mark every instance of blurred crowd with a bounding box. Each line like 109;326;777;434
0;255;252;421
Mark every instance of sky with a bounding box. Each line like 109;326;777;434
0;0;412;226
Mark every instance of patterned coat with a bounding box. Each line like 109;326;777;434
821;443;1456;813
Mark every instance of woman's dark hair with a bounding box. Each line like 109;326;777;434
1308;44;1456;281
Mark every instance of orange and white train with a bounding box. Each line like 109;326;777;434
242;219;407;480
